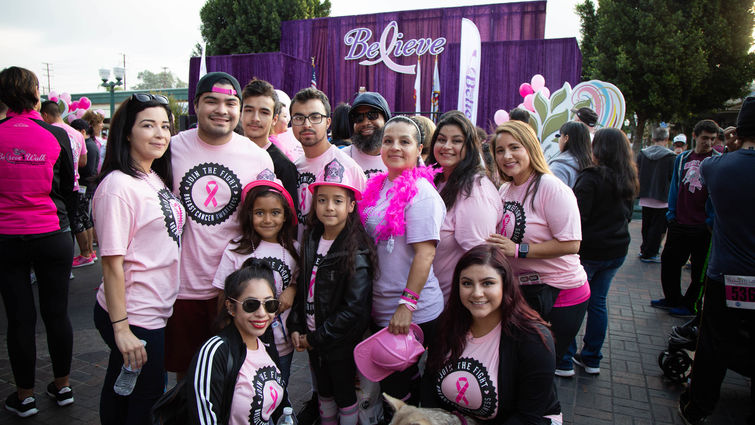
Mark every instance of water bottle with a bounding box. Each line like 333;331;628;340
275;406;296;425
113;340;146;396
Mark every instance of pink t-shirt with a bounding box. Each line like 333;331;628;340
229;339;285;425
270;129;303;162
212;240;299;356
171;129;274;300
364;177;446;326
295;144;366;231
434;177;502;302
438;322;501;420
498;174;587;290
52;122;86;192
341;145;387;180
93;170;186;329
305;238;335;332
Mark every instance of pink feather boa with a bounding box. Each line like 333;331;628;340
359;165;442;242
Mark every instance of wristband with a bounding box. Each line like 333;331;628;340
400;295;418;305
402;288;420;300
514;244;519;259
111;316;128;325
398;298;417;311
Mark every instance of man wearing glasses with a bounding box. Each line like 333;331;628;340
290;87;366;236
342;92;392;179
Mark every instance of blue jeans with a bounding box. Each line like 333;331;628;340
560;256;626;369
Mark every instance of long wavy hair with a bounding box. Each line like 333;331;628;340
558;121;593;171
427;244;549;373
305;186;379;282
425;111;485;211
591;128;639;200
492;120;551;210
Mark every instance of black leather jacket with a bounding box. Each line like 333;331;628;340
287;224;373;357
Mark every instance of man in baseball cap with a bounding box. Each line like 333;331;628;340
343;91;392;179
672;134;687;155
571;106;598;137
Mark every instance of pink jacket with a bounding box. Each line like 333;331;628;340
0;110;75;235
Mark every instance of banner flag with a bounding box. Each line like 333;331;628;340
199;43;208;79
414;57;421;116
457;18;482;125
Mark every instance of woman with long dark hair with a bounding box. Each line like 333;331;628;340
558;128;638;376
425;111;502;302
486;121;589;374
0;66;76;418
547;121;592;187
91;94;186;424
422;244;561;423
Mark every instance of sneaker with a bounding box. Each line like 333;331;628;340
670;306;696;318
69;272;75;280
72;255;95;268
91;251;98;262
573;354;600;374
5;393;38;418
554;368;575;377
651;298;673;310
640;255;661;263
46;382;74;407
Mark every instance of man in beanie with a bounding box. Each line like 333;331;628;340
571;106;598;137
342;91;392;179
679;97;755;425
165;71;274;379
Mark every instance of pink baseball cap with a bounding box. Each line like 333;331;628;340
308;158;362;200
241;178;298;225
354;324;425;382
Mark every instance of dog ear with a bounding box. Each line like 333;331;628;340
382;392;406;413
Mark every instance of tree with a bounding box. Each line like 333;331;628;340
199;0;331;55
133;69;188;90
576;0;755;149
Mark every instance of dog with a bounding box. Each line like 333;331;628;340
384;393;479;425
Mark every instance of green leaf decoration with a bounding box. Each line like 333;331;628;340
550;87;567;112
528;115;540;135
573;99;592;111
534;92;548;121
542;109;569;140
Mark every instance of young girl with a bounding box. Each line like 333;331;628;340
188;259;291;425
212;179;299;384
287;158;377;425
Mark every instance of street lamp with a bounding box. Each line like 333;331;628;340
99;66;124;118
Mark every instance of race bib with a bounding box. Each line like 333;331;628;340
724;275;755;310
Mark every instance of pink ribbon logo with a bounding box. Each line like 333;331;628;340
204;181;219;207
455;377;469;405
266;386;279;414
308;271;317;298
502;213;512;237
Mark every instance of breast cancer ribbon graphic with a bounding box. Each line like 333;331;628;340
502;213;512;237
204;181;219;207
266;386;279;415
308;270;317;298
455;377;470;405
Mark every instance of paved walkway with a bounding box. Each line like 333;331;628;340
0;221;750;424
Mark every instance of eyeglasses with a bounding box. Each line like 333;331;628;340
350;110;381;123
132;93;169;105
228;297;280;314
291;113;326;126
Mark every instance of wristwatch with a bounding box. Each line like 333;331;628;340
518;243;529;259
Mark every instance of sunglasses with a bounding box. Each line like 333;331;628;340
228;297;280;314
350;110;381;123
555;133;561;138
132;93;169;105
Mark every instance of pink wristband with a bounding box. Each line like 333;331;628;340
398;299;417;311
403;288;420;299
400;295;418;305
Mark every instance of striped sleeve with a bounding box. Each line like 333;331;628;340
191;336;225;425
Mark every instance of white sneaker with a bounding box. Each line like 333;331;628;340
554;368;575;377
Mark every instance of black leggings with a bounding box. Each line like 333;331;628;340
308;349;358;408
0;231;74;389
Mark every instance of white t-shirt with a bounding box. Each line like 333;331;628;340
342;145;387;180
305;238;335;332
171;129;274;300
93;170;185;329
364;177;446;326
52;122;86;192
229;339;285;425
212;240;299;356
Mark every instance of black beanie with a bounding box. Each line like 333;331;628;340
736;96;755;139
350;92;392;123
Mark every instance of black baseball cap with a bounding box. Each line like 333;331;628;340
194;72;242;102
351;92;392;123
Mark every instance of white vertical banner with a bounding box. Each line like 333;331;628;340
457;18;481;125
199;42;208;78
414;57;421;116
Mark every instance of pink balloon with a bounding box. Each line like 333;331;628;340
61;92;72;105
66;115;76;123
49;96;58;103
76;109;86;118
78;97;91;110
523;94;535;112
518;83;534;98
493;109;509;126
49;91;58;99
70;101;79;111
531;74;545;92
518;103;525;109
539;87;551;99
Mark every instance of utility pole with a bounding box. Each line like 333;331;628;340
161;66;169;88
42;62;53;94
122;53;127;90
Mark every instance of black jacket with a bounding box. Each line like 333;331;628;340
636;145;675;203
421;322;561;424
266;143;299;213
573;167;632;260
184;324;290;425
287;224;373;358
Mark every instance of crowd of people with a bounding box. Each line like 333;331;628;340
1;65;753;425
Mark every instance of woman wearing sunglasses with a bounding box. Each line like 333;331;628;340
186;259;291;425
91;93;186;424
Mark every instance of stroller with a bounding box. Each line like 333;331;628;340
658;316;699;382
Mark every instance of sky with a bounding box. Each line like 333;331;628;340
0;0;581;94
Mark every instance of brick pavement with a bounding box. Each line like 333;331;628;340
0;221;750;424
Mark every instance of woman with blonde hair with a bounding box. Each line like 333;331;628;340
486;121;589;377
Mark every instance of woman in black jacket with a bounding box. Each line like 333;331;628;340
558;128;639;376
185;260;291;425
422;244;561;424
